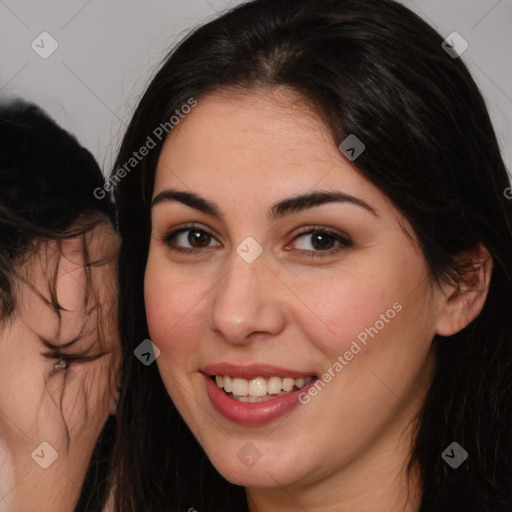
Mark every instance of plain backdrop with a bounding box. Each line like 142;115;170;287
0;0;511;177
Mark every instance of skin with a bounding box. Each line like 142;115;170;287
144;87;493;512
0;222;121;512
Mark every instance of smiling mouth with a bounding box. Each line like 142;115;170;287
213;375;315;402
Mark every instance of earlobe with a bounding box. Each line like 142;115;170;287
435;244;493;337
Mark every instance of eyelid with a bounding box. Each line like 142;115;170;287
159;223;222;254
41;349;107;366
160;222;218;240
285;225;353;258
291;225;352;244
41;352;107;364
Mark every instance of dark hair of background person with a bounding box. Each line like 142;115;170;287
0;100;117;512
108;0;512;510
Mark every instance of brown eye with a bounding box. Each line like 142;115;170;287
310;232;336;250
292;228;352;252
162;225;221;252
188;229;211;247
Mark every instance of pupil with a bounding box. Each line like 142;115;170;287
189;230;210;247
312;233;333;250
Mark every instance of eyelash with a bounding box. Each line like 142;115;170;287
291;226;353;258
160;223;353;258
42;350;105;371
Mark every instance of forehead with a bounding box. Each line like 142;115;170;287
153;87;394;218
157;88;332;175
12;223;119;342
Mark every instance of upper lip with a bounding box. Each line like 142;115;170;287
201;363;316;380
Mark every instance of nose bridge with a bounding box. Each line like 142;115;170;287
208;247;285;343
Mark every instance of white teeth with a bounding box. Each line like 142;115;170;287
267;376;282;395
295;377;305;389
282;377;294;392
231;377;249;396
248;377;267;397
224;376;232;393
214;375;314;397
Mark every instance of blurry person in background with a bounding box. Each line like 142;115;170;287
0;100;120;512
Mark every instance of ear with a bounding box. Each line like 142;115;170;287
435;243;493;337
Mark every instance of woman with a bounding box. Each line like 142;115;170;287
108;0;512;510
0;100;120;512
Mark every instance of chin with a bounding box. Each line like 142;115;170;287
210;453;306;488
224;469;288;488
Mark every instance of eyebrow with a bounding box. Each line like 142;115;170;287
151;189;378;219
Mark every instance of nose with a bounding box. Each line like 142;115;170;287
208;250;287;345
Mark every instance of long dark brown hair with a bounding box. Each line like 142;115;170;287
108;1;512;510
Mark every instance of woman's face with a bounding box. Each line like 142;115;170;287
145;88;447;492
0;222;120;508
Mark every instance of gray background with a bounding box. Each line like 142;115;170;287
1;0;511;177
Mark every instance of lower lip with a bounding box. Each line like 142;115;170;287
203;374;316;425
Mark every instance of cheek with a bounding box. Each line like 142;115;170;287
293;259;430;371
0;358;42;437
144;261;206;418
287;268;400;358
144;256;204;357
